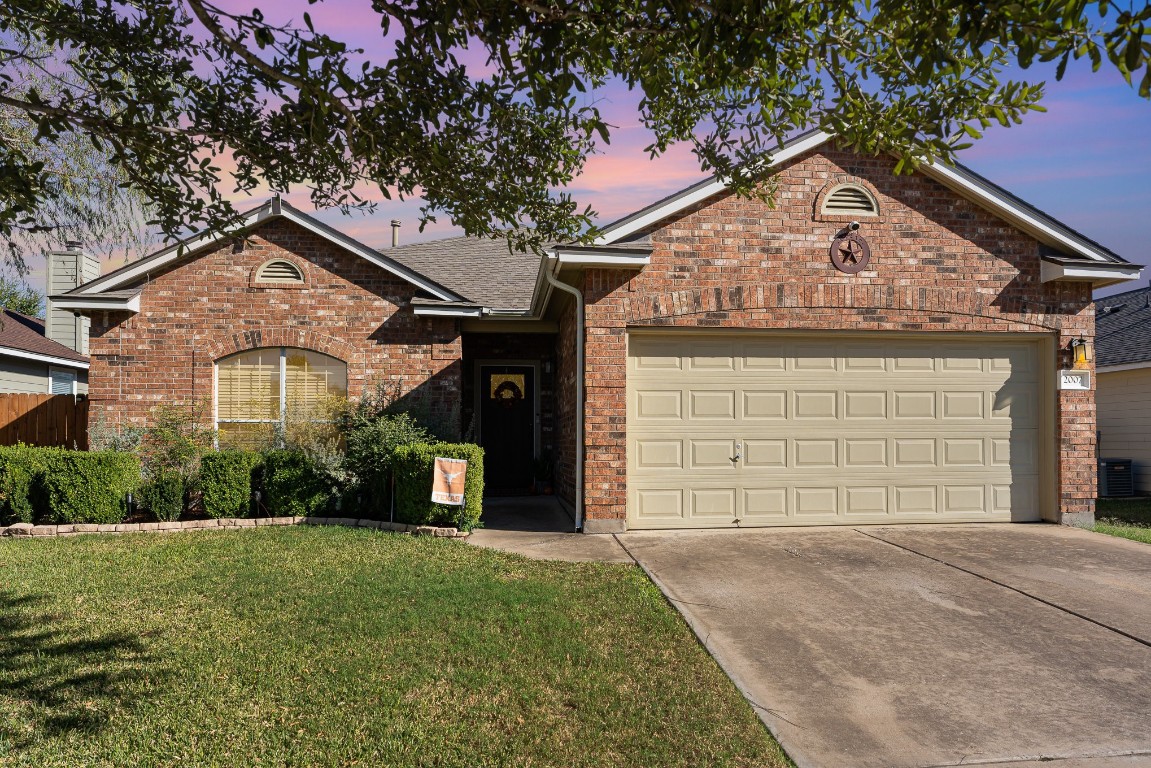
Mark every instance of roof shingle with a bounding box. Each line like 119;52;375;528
381;237;542;309
0;310;88;365
1096;286;1151;367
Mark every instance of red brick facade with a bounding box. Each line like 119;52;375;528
84;146;1100;531
566;147;1095;531
88;219;463;433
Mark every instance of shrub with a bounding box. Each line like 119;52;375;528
40;450;140;524
200;451;263;519
136;471;186;522
392;442;484;531
0;445;51;524
263;450;332;517
343;412;428;518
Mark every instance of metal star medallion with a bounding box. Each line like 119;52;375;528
829;232;872;274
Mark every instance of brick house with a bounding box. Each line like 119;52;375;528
53;132;1139;531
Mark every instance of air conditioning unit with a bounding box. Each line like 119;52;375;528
1099;459;1134;498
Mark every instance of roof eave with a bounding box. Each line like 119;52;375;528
1040;259;1142;289
0;345;90;370
50;293;142;315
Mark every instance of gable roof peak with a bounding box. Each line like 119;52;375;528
68;198;463;302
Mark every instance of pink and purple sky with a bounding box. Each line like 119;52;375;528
90;3;1151;298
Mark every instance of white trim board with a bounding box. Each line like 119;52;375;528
0;346;90;370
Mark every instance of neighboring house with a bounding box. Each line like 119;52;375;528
0;309;89;395
52;131;1140;531
0;243;97;396
1095;286;1151;493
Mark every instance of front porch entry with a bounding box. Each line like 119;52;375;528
476;363;538;494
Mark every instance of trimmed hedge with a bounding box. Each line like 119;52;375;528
263;450;332;517
0;445;51;524
137;471;186;522
0;446;139;525
393;442;484;531
201;451;263;519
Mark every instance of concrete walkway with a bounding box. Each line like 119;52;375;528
468;497;633;563
620;524;1151;768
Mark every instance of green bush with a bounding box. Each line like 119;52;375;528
0;445;51;524
263;450;332;517
137;471;186;522
392;442;484;531
343;412;428;518
41;450;140;525
200;451;263;519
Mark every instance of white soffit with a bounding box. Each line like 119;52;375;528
1040;260;1141;288
52;294;142;313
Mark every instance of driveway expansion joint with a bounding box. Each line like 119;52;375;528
854;527;1151;651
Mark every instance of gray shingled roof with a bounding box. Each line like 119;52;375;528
1097;285;1151;367
381;237;543;309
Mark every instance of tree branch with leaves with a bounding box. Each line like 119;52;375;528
0;0;1148;258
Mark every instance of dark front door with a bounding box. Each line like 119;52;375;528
479;365;535;494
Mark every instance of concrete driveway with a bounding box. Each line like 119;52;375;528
619;524;1151;768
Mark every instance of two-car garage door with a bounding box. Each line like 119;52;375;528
626;333;1048;529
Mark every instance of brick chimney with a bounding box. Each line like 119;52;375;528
44;242;100;354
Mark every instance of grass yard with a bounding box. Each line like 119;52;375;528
1095;497;1151;545
0;527;789;768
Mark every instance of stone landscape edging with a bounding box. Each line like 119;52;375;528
0;517;469;539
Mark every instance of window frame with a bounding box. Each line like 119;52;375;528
48;366;78;396
214;346;347;445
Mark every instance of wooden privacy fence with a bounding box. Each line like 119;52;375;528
0;394;89;449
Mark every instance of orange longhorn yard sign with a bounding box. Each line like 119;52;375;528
432;457;467;506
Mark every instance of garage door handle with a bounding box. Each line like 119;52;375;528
733;442;742;463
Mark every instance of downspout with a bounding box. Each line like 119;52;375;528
544;256;584;532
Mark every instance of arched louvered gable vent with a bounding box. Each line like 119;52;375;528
256;259;304;284
822;184;878;216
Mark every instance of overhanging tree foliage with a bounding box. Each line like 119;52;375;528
1;0;1149;254
0;31;156;270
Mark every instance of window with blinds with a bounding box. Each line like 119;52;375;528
216;347;347;447
49;368;77;396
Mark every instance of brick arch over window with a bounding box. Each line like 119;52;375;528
200;327;357;365
813;175;884;223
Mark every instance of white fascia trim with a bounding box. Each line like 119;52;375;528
52;294;142;313
76;204;458;302
0;346;90;370
1040;260;1142;287
411;305;484;317
595;131;833;245
1098;361;1151;374
551;250;651;268
925;164;1117;263
75;207;272;295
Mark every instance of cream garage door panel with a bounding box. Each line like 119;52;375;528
627;334;1042;529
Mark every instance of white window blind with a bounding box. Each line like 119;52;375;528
216;347;347;447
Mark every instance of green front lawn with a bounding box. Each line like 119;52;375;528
0;528;789;768
1094;497;1151;544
